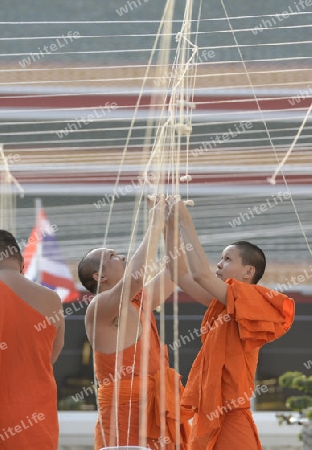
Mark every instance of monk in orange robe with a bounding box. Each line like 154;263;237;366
0;230;64;449
78;197;192;450
165;199;295;450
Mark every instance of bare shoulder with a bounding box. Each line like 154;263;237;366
16;276;63;321
85;281;125;324
85;294;112;325
85;297;141;353
39;283;61;303
24;276;61;303
85;296;96;322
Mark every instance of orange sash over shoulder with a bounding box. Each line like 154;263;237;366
226;279;294;349
182;279;295;450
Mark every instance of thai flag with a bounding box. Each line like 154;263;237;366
23;208;79;303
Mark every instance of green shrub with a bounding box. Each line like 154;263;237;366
279;371;312;419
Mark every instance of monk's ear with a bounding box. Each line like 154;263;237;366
243;265;255;282
92;272;107;283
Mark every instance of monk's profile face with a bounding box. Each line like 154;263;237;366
92;248;126;288
216;245;255;283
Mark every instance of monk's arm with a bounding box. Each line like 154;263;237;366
144;267;174;310
90;199;164;320
165;206;214;306
140;205;178;310
50;293;65;364
176;201;228;305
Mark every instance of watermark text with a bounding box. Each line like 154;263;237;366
18;32;80;68
56;103;118;139
0;341;8;351
169;313;231;351
206;385;268;421
192;122;252;157
251;1;312;35
0;412;45;443
228;192;290;228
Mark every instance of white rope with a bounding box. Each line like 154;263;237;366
1;64;312;77
2;135;312;154
1;127;312;143
1;23;312;40
1;116;311;131
2;91;312;110
1;41;311;58
1;100;311;116
1;12;312;24
2;75;312;88
90;1;180;445
268;102;312;185
220;0;312;261
1;1;311;445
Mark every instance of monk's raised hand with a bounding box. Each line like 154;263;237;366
146;194;157;209
147;194;165;232
165;195;181;227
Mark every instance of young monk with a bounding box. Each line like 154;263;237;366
165;198;295;450
78;197;192;450
0;230;64;450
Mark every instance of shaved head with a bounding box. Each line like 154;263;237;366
231;241;266;284
78;248;106;294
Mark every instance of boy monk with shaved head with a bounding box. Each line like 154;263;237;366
165;198;295;450
78;197;191;450
0;230;64;449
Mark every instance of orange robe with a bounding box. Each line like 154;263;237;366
182;278;295;450
0;281;59;449
94;291;192;450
